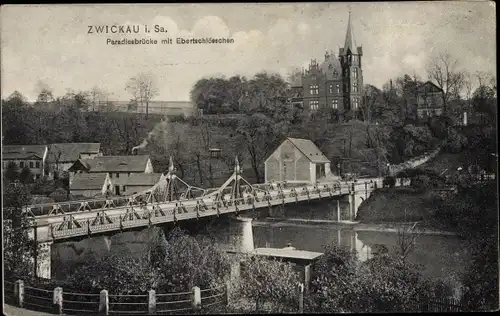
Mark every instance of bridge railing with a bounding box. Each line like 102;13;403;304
7;279;228;315
47;179;385;240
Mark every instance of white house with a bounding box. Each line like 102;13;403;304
264;137;333;184
2;145;48;179
68;155;154;195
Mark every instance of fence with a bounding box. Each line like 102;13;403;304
7;279;229;315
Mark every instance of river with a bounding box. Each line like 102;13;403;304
250;218;469;296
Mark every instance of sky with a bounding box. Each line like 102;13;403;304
1;2;496;102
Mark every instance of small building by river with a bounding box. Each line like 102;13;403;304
265;137;332;184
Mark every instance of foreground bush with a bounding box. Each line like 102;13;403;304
238;255;300;313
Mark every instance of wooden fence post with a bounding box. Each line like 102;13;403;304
99;289;109;315
14;280;24;308
224;282;230;306
298;283;304;313
53;287;63;314
336;199;340;222
192;286;201;311
148;289;156;315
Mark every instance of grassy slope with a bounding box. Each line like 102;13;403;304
356;151;466;224
356;187;435;223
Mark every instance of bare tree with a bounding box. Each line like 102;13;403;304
396;219;421;262
89;86;108;112
463;72;474;109
35;80;55;105
125;72;159;119
427;53;465;114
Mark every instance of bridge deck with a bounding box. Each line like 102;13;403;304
31;179;384;242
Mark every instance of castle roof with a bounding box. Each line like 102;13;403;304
320;52;342;80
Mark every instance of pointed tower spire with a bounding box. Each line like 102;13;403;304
343;10;356;55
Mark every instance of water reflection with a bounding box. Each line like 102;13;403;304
252;221;469;288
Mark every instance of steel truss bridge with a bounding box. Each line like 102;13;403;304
25;157;383;242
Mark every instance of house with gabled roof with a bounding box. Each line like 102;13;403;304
415;81;444;119
69;173;114;198
2;145;48;179
46;143;102;176
264;137;333;184
68;155;155;195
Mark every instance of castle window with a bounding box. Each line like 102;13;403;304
332;99;338;109
352;82;358;93
353;68;358;79
311;75;317;81
310;85;319;95
310;100;319;110
336;84;340;94
353;98;359;109
329;84;333;94
353;55;358;63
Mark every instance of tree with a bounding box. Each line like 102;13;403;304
89;86;108;112
307;243;359;312
238;254;300;312
126;72;159;119
34;80;55;106
472;85;496;125
361;84;382;123
159;228;229;292
3;182;37;280
19;166;34;184
4;161;20;182
427;53;465;114
6;90;28;105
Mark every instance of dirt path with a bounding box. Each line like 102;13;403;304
3;304;61;316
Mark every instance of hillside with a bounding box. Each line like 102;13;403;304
355;187;436;224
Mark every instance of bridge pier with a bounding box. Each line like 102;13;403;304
35;241;52;279
228;216;254;253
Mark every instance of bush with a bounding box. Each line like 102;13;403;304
307;242;437;313
383;176;395;188
238;255;300;313
49;187;70;202
158;228;230;292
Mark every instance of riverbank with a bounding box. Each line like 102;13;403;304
253;217;457;236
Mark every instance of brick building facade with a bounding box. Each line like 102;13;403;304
290;12;363;121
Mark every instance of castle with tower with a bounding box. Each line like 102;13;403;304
290;12;364;121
